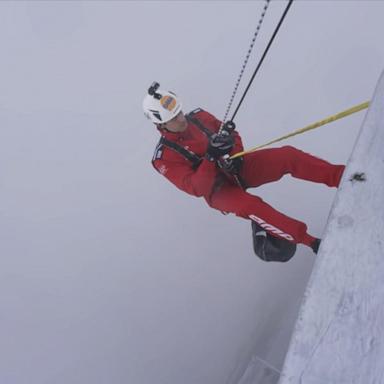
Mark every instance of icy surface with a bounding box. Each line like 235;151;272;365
278;71;384;384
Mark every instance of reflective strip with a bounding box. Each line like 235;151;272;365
249;214;294;241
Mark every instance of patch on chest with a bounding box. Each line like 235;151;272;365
152;143;164;161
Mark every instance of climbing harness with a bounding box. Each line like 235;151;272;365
152;110;210;172
230;101;370;159
152;109;247;189
157;137;202;169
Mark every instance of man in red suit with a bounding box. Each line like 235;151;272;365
143;83;345;256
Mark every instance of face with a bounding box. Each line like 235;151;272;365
162;111;188;132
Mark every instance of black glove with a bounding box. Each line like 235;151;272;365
218;156;243;174
206;133;234;161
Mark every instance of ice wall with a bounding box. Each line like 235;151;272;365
279;71;384;384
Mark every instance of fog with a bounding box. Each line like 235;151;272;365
1;1;383;383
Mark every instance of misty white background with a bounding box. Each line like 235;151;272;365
1;1;383;384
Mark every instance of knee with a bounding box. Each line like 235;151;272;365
280;145;302;167
281;145;298;154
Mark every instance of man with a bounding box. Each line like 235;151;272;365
143;82;345;256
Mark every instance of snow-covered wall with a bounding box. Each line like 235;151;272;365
278;71;384;383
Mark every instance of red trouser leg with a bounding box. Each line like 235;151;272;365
240;146;345;188
209;146;345;247
209;184;316;246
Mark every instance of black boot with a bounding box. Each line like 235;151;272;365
311;238;321;254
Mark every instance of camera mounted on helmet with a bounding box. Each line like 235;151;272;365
142;81;183;124
148;81;162;100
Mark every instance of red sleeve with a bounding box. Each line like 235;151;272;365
153;157;218;197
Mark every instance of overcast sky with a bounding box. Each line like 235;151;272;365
1;1;384;384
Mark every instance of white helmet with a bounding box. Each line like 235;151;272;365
142;82;182;124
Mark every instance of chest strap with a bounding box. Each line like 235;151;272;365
159;137;202;169
157;112;214;169
185;113;213;138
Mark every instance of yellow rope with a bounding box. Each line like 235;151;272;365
230;101;370;159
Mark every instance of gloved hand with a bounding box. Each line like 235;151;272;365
205;133;234;161
218;156;243;174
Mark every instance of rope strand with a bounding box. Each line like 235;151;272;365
231;0;294;122
220;0;271;133
230;101;370;159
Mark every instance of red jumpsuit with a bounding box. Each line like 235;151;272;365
152;108;345;247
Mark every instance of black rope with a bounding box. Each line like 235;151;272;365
231;0;294;121
220;0;271;131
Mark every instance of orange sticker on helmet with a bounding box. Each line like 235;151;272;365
160;96;176;111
